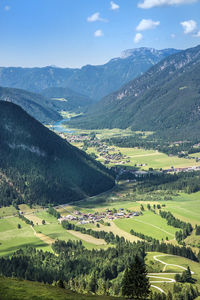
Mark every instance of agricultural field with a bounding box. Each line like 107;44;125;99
85;146;200;170
114;210;177;241
161;192;200;226
189;152;200;158
59;125;200;170
1;183;200;297
0;217;51;256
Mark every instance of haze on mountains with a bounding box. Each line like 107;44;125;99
0;87;61;124
0;101;115;207
69;44;200;141
0;48;179;101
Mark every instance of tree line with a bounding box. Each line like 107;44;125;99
159;210;193;243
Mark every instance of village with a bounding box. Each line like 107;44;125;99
58;131;200;175
58;207;141;226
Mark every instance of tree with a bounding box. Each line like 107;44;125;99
140;205;144;211
122;255;150;299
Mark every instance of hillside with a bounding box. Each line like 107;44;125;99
41;87;94;112
69;44;200;140
0;48;179;101
0;101;114;207
0;276;121;300
0;87;61;124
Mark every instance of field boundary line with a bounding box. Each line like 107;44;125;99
133;219;174;237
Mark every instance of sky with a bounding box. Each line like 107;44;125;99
0;0;200;68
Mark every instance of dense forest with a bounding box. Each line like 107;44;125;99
0;237;199;298
133;171;200;194
0;102;115;207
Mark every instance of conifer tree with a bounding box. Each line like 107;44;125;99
122;255;150;299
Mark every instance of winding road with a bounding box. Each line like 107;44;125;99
148;254;194;294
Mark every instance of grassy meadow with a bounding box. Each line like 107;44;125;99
114;210;177;241
85;146;200;170
0;217;51;256
0;276;122;300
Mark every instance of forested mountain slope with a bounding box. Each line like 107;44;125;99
41;86;93;112
0;48;179;101
0;102;114;207
69;44;200;140
0;87;61;124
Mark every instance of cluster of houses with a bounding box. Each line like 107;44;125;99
166;165;200;173
58;132;132;166
59;133;90;143
58;208;140;225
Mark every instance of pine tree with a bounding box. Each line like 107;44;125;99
122;255;150;299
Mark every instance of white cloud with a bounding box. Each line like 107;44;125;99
94;30;104;37
193;31;200;37
138;0;197;9
87;12;107;22
171;33;176;38
4;5;11;11
180;20;197;34
136;19;160;31
110;1;120;10
134;33;143;43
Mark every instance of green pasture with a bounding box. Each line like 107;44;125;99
35;221;110;250
157;254;200;282
0;206;17;218
35;211;58;223
161;192;200;226
0;276;122;300
189;152;200;158
81;142;200;170
19;204;42;214
185;231;200;248
106;147;200;170
0;217;50;257
114;211;177;241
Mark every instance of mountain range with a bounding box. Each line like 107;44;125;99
40;86;94;112
0;101;114;207
0;87;61;124
68;44;200;141
0;48;179;101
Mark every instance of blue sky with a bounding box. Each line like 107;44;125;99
0;0;200;68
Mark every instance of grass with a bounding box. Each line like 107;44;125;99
0;276;121;300
114;210;177;241
18;204;42;214
95;221;141;243
0;206;17;218
162;192;200;226
86;146;200;170
35;211;58;223
0;217;50;257
146;252;200;294
184;231;200;248
34;222;110;250
68;230;107;245
189;152;200;158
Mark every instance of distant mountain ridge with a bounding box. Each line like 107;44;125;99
0;86;61;124
0;101;115;207
0;47;179;101
68;44;200;141
41;87;94;112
